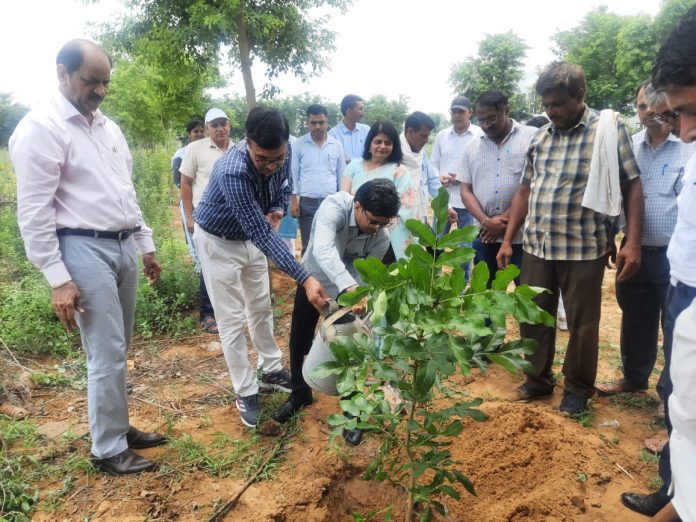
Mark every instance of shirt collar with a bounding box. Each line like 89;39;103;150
54;90;105;126
548;104;591;134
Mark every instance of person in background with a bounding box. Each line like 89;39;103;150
272;179;400;447
497;61;644;417
329;94;371;164
620;6;696;517
10;39;164;475
171;119;204;188
459;90;538;287
193;106;330;428
341;121;417;261
432;96;482;279
180;108;232;334
290;104;345;255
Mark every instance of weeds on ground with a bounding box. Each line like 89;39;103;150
166;434;257;477
640;449;660;464
610;393;660;411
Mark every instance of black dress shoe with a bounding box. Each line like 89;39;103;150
621;491;669;516
343;427;363;446
126;426;166;449
92;448;157;475
272;395;313;423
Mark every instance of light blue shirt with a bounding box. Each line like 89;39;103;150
291;133;345;198
302;192;390;298
631;130;696;246
328;121;370;163
459;120;538;243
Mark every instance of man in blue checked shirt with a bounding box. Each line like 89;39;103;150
193;106;330;429
598;82;695;398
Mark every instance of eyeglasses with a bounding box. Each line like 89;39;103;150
247;143;288;168
477;113;502;126
654;111;679;125
363;208;391;229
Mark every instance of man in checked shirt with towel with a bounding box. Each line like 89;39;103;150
194;106;330;428
497;61;644;417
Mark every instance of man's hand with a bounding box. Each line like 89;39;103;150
303;276;330;312
142;253;162;285
606;239;618;269
616;242;641;282
439;174;451;187
52;281;84;332
290;196;300;218
266;211;283;232
496;240;514;270
480;215;508;243
447;207;458;224
185;215;195;234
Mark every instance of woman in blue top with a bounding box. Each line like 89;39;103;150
340;121;417;260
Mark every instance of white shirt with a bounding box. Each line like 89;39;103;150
179;137;228;207
430;124;483;208
668;153;696;287
9;91;154;287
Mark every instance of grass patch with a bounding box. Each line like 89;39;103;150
639;449;660;464
610;393;660;411
166;433;258;477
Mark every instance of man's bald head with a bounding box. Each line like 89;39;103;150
57;39;112;120
57;39;112;74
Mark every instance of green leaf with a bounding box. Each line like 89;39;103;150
468;261;490;293
371;290;388;324
449;266;466;295
405;243;434;266
337;286;369;307
405;219;436;247
440;485;461;501
486;353;533;375
453;470;477;496
437;225;480;248
354;257;390;286
435;248;475;268
431;186;450;236
491;264;520;291
311;361;343;379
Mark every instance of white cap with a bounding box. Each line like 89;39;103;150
205;108;228;124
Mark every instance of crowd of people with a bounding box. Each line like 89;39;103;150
5;6;696;520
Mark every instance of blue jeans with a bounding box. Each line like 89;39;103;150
443;207;474;280
657;281;696;497
472;237;523;287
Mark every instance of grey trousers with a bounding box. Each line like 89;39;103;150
298;197;324;256
60;235;138;459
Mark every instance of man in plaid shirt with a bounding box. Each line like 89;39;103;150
497;61;645;416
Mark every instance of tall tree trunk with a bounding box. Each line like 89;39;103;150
235;1;256;110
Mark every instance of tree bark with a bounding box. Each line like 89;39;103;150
235;1;256;110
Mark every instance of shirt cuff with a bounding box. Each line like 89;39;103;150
134;236;156;256
44;262;72;288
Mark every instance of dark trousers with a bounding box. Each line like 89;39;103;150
473;237;523;287
656;281;696;496
288;284;320;400
298;197;324;256
519;252;606;399
199;272;214;320
615;247;670;388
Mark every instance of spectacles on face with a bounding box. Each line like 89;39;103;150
477;112;502;126
248;145;288;167
362;208;391;229
654;111;679;125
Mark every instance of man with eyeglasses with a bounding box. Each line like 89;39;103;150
180;108;232;334
272;178;399;440
458;90;538;288
598;82;695;401
193;106;330;428
290;104;345;255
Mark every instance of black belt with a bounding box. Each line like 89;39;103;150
56;227;141;241
642;245;668;252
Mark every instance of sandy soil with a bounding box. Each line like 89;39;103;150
6;264;667;522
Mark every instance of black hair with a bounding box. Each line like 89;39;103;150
535;61;586;98
56;39;112;74
362;121;403;164
652;6;696;91
404;111;435;133
354;178;400;218
475;90;509;112
525;115;550;128
186;119;204;133
340;94;363;115
245;106;290;149
635;80;651;99
306;104;328;117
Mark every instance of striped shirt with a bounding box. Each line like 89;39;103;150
431;124;483;208
194;141;309;283
522;106;640;261
458;120;538;243
630;130;696;246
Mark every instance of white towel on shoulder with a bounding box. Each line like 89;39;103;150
582;109;621;216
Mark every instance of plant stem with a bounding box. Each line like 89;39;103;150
405;360;419;522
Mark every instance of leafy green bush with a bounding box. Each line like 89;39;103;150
318;188;553;521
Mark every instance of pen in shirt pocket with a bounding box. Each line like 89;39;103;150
661;163;668;175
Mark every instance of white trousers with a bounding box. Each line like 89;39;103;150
60;235;138;459
194;226;282;397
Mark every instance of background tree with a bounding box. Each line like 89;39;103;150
552;0;696;113
448;31;529;111
104;0;351;112
0;93;29;147
363;95;410;129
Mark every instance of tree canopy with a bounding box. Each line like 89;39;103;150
448;31;529;108
0;93;29;147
